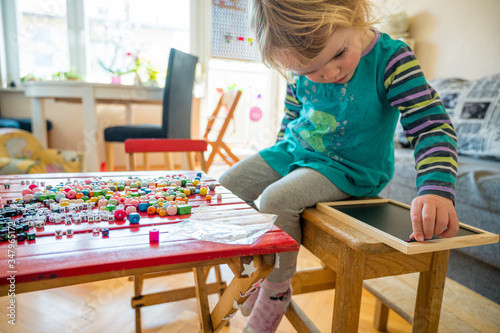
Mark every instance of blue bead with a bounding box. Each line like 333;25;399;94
138;202;149;212
129;213;141;224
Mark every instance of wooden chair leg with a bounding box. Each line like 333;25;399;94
143;153;150;170
373;298;389;331
198;152;208;173
105;142;115;172
163;153;174;170
187;152;196;170
128;153;136;171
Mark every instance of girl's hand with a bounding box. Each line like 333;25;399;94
409;194;459;242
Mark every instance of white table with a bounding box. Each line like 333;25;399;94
23;81;163;172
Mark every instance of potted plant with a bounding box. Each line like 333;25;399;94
99;52;142;84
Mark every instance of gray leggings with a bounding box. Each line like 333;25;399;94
218;153;350;283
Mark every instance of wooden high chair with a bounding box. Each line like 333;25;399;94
203;90;242;170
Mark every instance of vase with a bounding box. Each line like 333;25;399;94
111;76;121;84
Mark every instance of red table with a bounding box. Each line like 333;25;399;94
0;171;298;332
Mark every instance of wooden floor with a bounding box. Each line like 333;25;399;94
0;247;411;333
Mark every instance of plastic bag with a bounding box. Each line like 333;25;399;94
162;205;277;245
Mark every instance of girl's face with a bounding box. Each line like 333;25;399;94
287;27;372;84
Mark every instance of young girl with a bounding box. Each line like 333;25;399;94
219;1;459;332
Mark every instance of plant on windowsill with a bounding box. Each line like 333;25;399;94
144;61;160;87
51;68;83;81
20;74;41;82
99;52;142;84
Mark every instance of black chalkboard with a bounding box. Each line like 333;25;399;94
333;202;478;242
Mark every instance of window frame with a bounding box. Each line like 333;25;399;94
0;0;208;87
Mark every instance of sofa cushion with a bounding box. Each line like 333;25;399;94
395;73;500;160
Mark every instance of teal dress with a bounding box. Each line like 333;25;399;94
260;31;458;199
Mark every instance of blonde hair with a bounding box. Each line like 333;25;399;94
249;0;376;77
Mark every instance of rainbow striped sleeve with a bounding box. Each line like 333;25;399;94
277;82;302;142
384;46;458;202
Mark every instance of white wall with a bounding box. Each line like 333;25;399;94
395;0;500;80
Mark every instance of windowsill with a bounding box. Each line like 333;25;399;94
0;86;25;93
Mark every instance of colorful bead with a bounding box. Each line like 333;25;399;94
114;209;127;220
128;212;141;224
177;205;192;215
166;205;177;216
149;228;159;242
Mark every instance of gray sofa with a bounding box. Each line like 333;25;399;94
380;73;500;304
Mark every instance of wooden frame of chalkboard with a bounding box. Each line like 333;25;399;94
316;199;499;255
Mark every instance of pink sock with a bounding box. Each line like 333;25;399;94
242;279;292;333
240;285;260;317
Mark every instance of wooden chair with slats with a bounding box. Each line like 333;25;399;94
203;89;242;170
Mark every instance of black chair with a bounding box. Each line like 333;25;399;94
104;48;198;171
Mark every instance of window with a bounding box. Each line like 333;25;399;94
85;0;190;84
17;0;70;80
1;0;191;86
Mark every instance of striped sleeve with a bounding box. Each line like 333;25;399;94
384;46;458;202
277;82;302;142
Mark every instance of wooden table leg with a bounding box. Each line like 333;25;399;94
210;255;274;332
412;250;450;333
332;244;365;333
194;267;213;333
133;274;144;333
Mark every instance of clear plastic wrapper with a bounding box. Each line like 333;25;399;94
161;205;277;245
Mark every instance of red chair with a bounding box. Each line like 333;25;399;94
124;138;208;172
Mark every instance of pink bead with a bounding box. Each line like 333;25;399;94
130;199;139;208
98;199;108;207
114;209;127;220
22;189;33;196
124;198;132;205
149;229;159;242
67;190;76;199
23;194;35;202
118;197;127;204
29;184;37;190
126;206;137;215
166;205;177;216
85;179;92;184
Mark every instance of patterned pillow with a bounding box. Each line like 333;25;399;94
395;74;500;160
445;73;500;160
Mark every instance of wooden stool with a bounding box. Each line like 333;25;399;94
287;206;451;332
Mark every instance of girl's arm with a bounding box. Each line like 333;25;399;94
384;46;459;241
277;82;302;142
